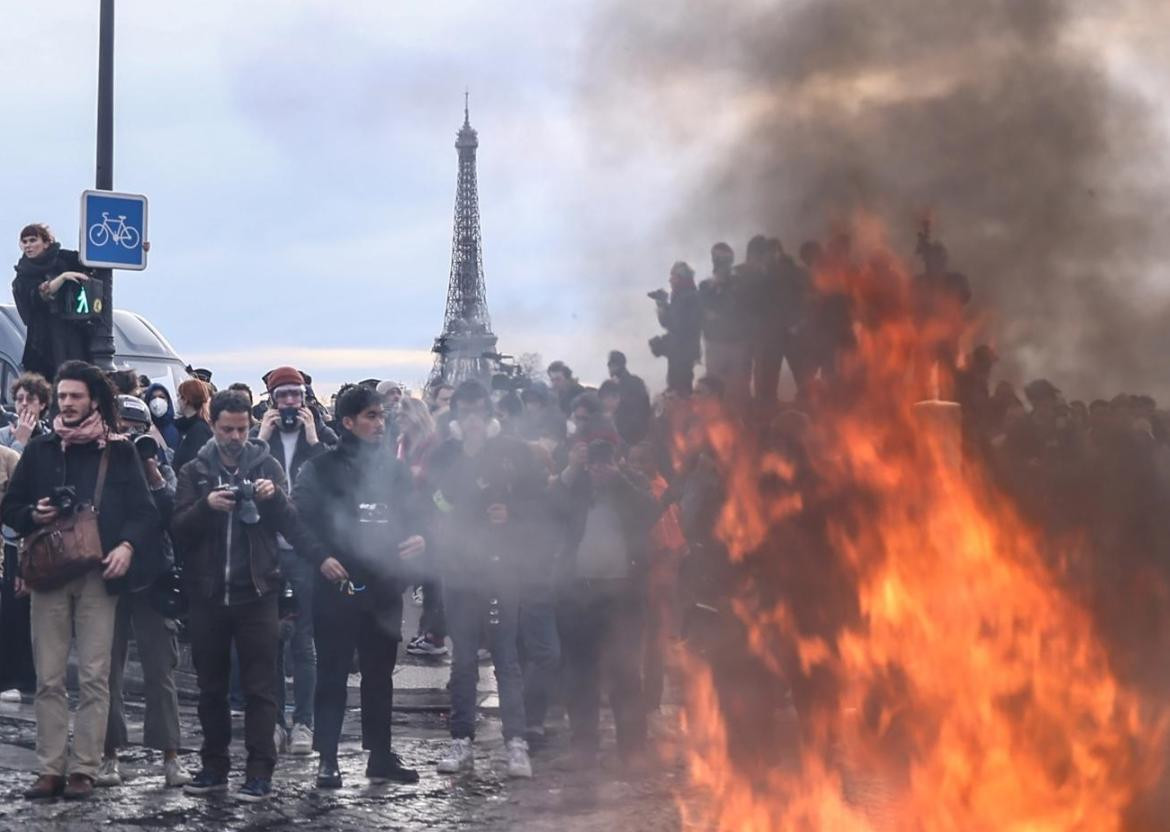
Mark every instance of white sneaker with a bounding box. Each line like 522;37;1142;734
96;757;122;787
290;723;313;755
274;724;288;755
436;737;474;773
0;688;21;703
164;757;192;787
506;737;532;779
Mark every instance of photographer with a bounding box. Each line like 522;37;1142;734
292;385;426;788
254;366;326;756
550;438;657;768
98;396;190;789
649;261;701;395
1;361;161;802
172;390;317;803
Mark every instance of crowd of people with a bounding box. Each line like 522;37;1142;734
5;219;1165;807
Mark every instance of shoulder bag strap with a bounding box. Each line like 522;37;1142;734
93;445;112;511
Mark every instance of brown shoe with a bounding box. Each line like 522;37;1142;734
23;774;64;800
62;773;94;801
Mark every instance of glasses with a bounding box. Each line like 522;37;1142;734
337;579;366;595
274;390;303;402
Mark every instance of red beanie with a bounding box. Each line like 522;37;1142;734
265;366;305;393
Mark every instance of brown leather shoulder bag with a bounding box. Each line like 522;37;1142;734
19;447;111;592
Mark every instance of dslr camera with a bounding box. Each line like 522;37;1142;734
133;433;160;462
221;481;261;525
49;485;79;514
647;288;668;303
648;333;672;358
278;406;300;431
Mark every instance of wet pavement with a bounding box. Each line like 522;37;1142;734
0;600;685;831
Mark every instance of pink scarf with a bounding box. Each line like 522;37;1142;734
54;410;117;448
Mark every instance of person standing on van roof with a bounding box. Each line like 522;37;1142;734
12;224;94;381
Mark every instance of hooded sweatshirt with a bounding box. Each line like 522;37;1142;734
145;383;182;451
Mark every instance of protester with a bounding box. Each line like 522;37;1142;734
606;351;652;447
428;382;454;415
425;381;540;778
0;372;52;453
172;378;214;472
0;441;26;701
650;261;702;395
1;361;161;801
11;224;94;380
394;397;448;658
98;396;190;788
172;390;318;802
550;437;656;767
547;361;587;417
698;242;751;404
292;385;426;788
144;384;182;452
251;366;325;757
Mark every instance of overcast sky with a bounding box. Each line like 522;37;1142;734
5;3;1168;401
2;0;683;397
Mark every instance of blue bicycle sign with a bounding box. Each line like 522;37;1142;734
79;190;148;270
88;212;140;250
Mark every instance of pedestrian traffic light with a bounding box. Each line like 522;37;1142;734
62;277;104;321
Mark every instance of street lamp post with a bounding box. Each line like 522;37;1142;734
91;0;116;370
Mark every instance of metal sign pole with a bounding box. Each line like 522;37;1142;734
92;0;116;370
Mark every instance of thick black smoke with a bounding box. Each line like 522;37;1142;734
584;0;1170;400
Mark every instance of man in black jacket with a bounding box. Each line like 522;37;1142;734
172;390;317;803
650;261;702;394
1;361;161;801
551;438;657;765
292;385;426;788
254;365;327;756
606;351;652;447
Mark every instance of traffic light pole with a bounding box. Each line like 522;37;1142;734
91;0;116;371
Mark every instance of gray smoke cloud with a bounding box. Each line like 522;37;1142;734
583;0;1170;401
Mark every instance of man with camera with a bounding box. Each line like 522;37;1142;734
172;390;318;802
291;385;426;788
98;396;190;788
648;261;702;395
1;361;161;801
254;366;326;757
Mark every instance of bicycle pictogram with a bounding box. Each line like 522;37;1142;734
88;212;140;250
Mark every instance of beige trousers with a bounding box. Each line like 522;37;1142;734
30;568;118;778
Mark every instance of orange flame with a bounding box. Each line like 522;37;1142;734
673;225;1168;830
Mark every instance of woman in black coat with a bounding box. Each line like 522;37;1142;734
172;378;214;473
12;224;94;380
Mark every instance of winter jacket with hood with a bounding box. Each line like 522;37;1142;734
0;433;164;595
145;384;182;451
11;243;94;380
172;438;315;603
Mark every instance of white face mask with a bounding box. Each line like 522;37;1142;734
566;419;578;438
149;398;170;419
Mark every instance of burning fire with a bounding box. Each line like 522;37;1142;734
673;227;1168;830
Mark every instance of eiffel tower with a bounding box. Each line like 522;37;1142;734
430;94;499;388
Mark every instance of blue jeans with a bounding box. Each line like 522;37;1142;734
518;596;560;731
445;583;526;741
275;549;316;728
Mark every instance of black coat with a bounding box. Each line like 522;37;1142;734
172;439;315;603
291;433;425;640
656;285;702;364
172;416;213;473
0;434;163;595
612;369;652;447
257;424;328;487
11;244;94;378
